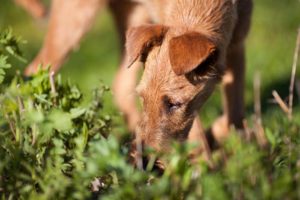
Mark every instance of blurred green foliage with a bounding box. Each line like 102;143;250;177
0;28;26;83
0;28;300;200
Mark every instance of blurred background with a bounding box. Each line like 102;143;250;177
0;0;299;131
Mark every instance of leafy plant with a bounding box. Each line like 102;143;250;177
0;28;25;84
0;29;300;200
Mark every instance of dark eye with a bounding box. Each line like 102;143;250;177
168;102;182;112
163;96;183;113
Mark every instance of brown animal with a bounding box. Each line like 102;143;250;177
128;0;253;165
24;0;253;163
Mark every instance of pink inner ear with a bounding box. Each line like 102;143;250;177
169;32;216;76
125;25;169;68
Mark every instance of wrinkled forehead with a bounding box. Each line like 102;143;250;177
140;44;169;85
144;44;170;74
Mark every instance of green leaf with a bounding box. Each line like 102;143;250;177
0;55;11;84
48;110;73;131
25;109;45;124
70;107;86;119
265;128;276;147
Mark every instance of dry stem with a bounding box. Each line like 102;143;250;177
296;80;300;103
49;71;56;94
135;133;144;170
254;72;267;147
196;118;214;169
288;29;300;120
49;71;57;105
272;90;289;115
17;84;25;116
4;114;16;139
243;119;252;142
254;72;262;123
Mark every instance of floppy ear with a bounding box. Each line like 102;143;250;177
169;32;218;76
125;25;168;68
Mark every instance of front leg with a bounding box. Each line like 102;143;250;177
211;0;252;142
14;0;46;19
188;116;214;166
24;0;104;75
212;43;246;142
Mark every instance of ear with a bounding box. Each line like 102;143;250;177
169;32;218;76
125;25;168;68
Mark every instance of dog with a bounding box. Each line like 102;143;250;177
24;0;253;164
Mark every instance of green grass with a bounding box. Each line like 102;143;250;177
0;0;299;128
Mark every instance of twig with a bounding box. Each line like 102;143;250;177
4;114;16;140
252;115;267;148
192;117;214;169
17;84;25;116
243;119;252;142
31;124;38;146
198;127;214;169
49;71;56;94
254;72;262;123
49;71;57;105
256;125;267;148
272;90;289;115
296;80;300;103
135;133;144;170
253;72;267;147
288;28;300;120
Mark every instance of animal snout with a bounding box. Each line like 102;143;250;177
130;138;165;175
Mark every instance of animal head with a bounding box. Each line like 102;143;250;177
126;24;222;152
